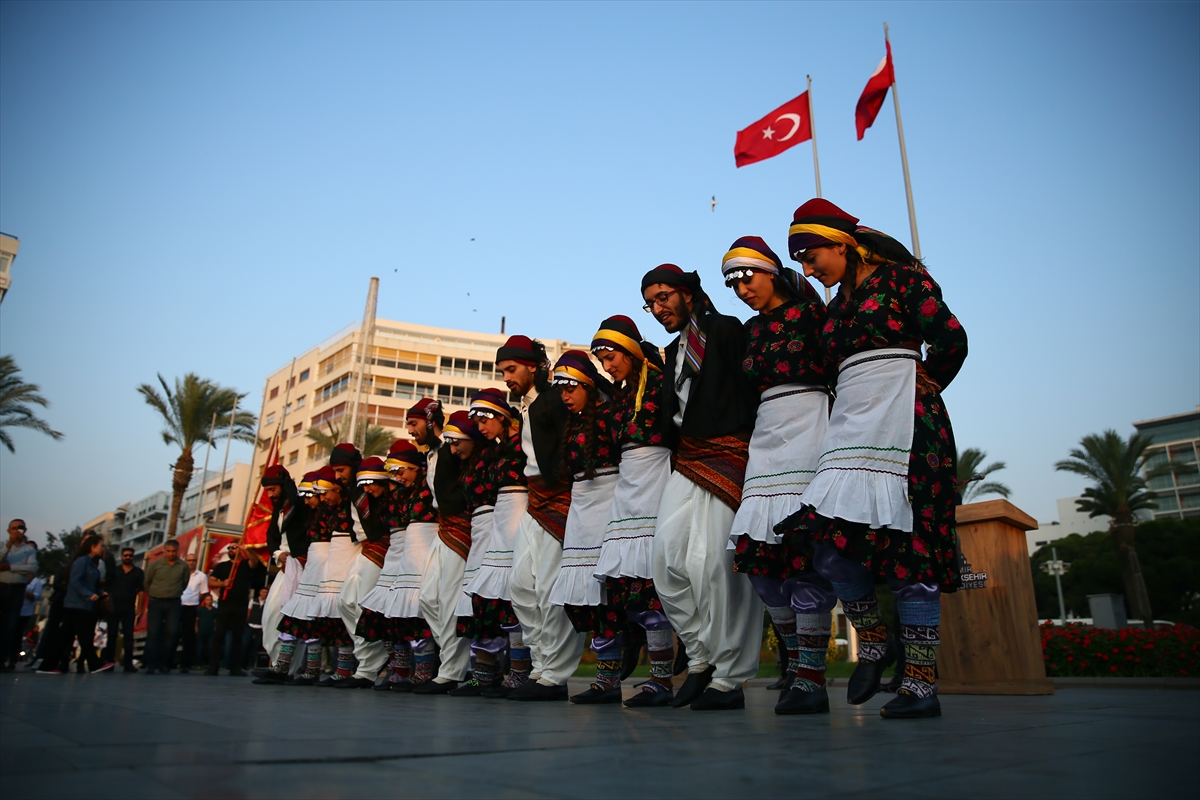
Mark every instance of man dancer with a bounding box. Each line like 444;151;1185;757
336;452;394;689
252;466;310;682
410;399;474;694
641;264;763;710
495;336;582;702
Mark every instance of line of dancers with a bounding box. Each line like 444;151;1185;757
248;198;967;719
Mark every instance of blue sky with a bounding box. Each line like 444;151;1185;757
1;1;1197;542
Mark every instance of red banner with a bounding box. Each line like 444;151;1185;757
734;91;812;168
241;435;279;553
856;41;895;140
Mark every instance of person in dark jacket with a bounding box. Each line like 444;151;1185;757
37;534;114;674
206;543;266;676
106;547;145;672
640;263;762;711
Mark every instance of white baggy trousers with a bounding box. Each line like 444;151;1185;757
418;539;471;682
338;553;386;681
509;513;585;685
651;471;764;691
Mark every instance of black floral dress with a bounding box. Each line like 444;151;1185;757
561;402;626;637
457;444;519;639
276;504;329;639
775;262;968;590
355;484;413;643
733;295;830;579
391;472;436;643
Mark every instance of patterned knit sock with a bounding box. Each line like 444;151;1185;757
840;593;890;663
412;640;436;685
503;644;532;689
645;628;674;690
395;641;413;683
273;635;296;675
383;642;402;684
472;651;497;687
303;639;322;679
793;611;832;690
335;646;355;679
766;606;799;678
897;600;940;698
593;660;622;691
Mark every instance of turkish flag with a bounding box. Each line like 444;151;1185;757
855;41;894;140
734;91;812;168
240;435;279;553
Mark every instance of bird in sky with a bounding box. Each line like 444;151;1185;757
711;196;718;212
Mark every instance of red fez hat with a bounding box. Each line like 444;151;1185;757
329;442;361;467
261;464;291;486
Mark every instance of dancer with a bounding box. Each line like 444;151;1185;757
545;351;622;704
777;199;968;719
721;236;838;715
354;446;416;690
495;336;581;702
415;406;475;694
590;316;679;707
640;263;762;710
259;472;321;684
462;388;530;698
253;465;308;680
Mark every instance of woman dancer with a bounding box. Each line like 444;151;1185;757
722;236;838;715
264;472;321;682
355;446;420;690
590;316;678;708
776;199;968;719
463;388;531;698
545;351;624;704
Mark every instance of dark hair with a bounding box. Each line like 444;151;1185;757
557;383;603;482
531;339;552;394
164;539;180;550
121;547;134;555
75;533;103;560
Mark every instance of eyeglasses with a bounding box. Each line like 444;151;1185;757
642;288;680;313
723;268;763;288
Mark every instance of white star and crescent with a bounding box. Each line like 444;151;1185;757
761;125;775;140
776;113;802;141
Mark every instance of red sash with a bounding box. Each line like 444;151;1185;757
437;513;472;561
527;476;571;545
673;434;750;512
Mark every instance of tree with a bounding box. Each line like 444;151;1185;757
0;354;64;452
1054;429;1161;627
306;417;393;459
956;447;1012;502
138;374;256;539
37;527;83;581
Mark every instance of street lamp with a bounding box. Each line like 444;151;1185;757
1040;547;1070;623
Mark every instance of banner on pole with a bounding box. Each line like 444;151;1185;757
734;91;812;168
856;41;895;140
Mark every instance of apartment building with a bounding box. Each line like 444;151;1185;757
250;319;588;479
178;462;254;529
1136;408;1200;520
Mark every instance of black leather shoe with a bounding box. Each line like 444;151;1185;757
373;680;395;692
775;684;830;715
332;676;373;689
412;679;459;695
504;678;538;700
570;685;623;704
253;672;288;685
448;680;484;697
690;686;745;711
670;665;715;708
286;674;318;686
767;670;795;691
508;681;568;701
251;667;274;679
620;643;643;681
880;692;941;719
390;681;415;693
480;684;512;699
846;651;896;705
623;685;673;708
673;643;689;676
882;673;904;693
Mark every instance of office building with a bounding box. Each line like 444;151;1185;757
1135;408;1200;520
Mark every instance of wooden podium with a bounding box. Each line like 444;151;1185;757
938;499;1054;695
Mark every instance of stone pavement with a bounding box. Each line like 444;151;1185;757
1;671;1195;799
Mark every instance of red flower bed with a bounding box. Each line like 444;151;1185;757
1040;623;1200;678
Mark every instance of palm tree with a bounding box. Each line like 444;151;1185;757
138;373;257;538
0;355;64;451
1054;429;1160;628
956;447;1012;502
306;417;394;459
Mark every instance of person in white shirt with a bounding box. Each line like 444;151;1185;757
175;553;208;672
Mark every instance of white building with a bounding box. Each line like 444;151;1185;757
1029;497;1113;555
178;462;254;530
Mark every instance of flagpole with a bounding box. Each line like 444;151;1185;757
807;75;831;303
885;22;921;259
190;412;218;532
212;399;238;526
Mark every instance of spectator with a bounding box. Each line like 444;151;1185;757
37;534;114;674
97;542;119;666
107;547;145;672
206;543;266;677
175;552;208;672
142;539;189;674
243;587;268;670
1;519;39;671
32;562;70;671
14;554;43;665
195;594;216;665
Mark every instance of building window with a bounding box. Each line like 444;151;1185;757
311;402;347;429
265;412;276;426
270;386;279;400
281;429;288;442
222;479;233;490
299;368;310;382
296;395;306;409
288;450;299;465
293;422;302;434
290;376;296;388
317;374;350;404
319;346;354;378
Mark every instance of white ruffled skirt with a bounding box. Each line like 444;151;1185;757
595;446;671;580
379;521;437;619
454;505;495;617
549;470;619;608
469;487;528;601
360;530;406;615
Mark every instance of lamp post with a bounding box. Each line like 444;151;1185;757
1042;547;1070;623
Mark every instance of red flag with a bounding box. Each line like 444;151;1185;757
734;91;812;168
240;434;279;553
855;41;895;140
